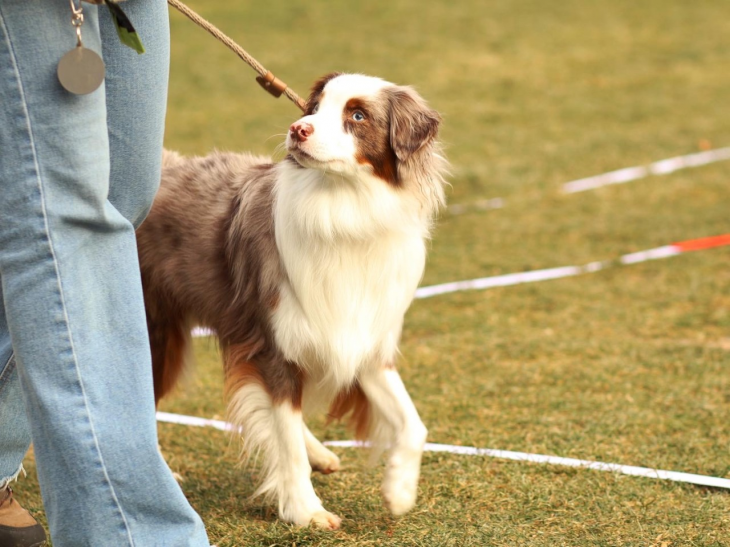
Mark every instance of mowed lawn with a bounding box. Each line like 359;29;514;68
18;1;730;545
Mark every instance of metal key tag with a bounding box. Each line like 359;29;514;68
57;0;105;95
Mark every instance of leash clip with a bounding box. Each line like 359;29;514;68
256;71;287;99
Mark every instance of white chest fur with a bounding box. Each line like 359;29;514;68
271;164;428;388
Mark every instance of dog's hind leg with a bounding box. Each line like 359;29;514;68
359;364;428;517
303;424;340;474
225;352;341;529
148;314;191;405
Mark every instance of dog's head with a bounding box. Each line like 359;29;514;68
285;73;446;208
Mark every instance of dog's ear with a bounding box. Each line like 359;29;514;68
305;72;342;115
387;87;441;162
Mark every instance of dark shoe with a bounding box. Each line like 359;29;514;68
0;486;46;547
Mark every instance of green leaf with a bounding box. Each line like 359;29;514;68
105;1;145;54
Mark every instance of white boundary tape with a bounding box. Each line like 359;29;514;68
414;264;593;299
413;244;682;299
448;147;730;214
447;197;504;215
156;411;236;432
619;245;680;265
563;147;730;193
414;234;730;300
562;165;650;194
156;412;730;490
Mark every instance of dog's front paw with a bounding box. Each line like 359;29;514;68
280;496;341;530
310;510;342;530
310;448;341;475
382;453;421;516
382;478;418;516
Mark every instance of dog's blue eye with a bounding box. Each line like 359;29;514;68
312;103;319;114
352;111;365;122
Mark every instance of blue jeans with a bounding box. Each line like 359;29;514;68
0;1;210;545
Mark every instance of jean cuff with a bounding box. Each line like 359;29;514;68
0;464;25;490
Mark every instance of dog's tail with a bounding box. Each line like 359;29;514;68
327;383;371;441
161;149;185;170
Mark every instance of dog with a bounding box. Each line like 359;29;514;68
136;73;447;529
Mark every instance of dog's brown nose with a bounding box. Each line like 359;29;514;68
290;121;314;142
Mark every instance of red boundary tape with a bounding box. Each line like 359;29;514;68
673;234;730;252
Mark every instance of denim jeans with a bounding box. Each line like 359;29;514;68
0;1;210;545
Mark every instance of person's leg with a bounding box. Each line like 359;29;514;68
0;1;209;545
102;0;168;228
0;305;30;491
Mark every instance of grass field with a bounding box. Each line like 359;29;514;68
17;1;730;545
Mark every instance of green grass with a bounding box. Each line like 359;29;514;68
16;0;730;545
